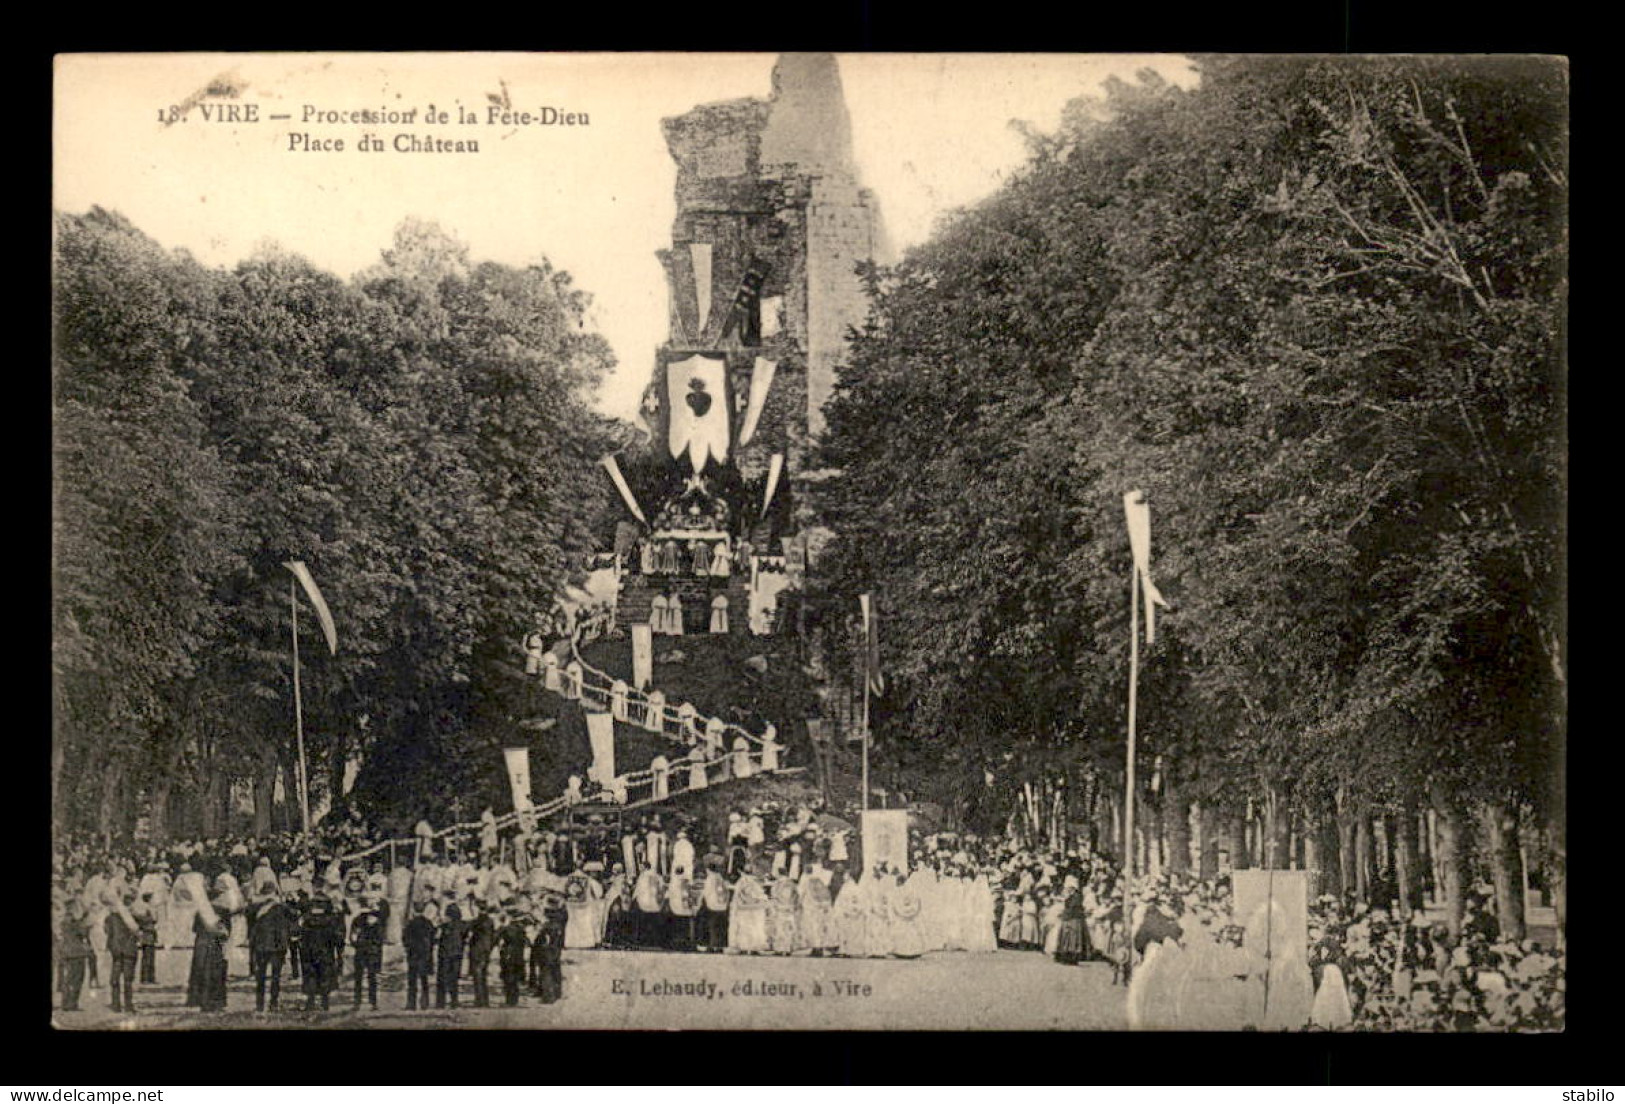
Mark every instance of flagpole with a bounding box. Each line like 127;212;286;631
1123;561;1140;984
291;577;312;837
861;671;871;814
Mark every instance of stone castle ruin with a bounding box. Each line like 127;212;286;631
604;54;888;647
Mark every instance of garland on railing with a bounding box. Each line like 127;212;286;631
565;628;771;749
336;624;781;866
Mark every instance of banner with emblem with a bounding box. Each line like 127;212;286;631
666;353;731;474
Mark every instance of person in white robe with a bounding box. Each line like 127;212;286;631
767;875;801;955
659;540;681;574
645;820;669;876
867;869;896;957
710;541;731;577
967;873;998;953
890;871;927;958
1041;891;1066;956
1261;946;1317;1031
620;828;640;878
732;737;754;779
1310;962;1354;1029
760;731;780;772
650;596;669;635
672;828;696;878
799;865;836;955
710;595;729;633
831;875;866;958
165;866;202;952
668;594;685;636
690;540;712;575
651;755;671;800
687;753;709;791
563;874;603;949
639;540;656;575
727;867;771;955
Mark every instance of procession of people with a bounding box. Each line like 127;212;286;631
52;796;1565;1031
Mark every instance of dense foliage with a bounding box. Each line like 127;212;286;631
54;211;620;839
814;56;1566;935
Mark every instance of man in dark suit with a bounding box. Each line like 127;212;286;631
298;893;344;1010
465;899;497;1008
349;894;386;1011
249;891;295;1012
403;901;436;1011
434;895;467;1009
497;908;529;1007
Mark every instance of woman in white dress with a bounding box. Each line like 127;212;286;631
727;868;771;954
867;869;896;957
832;875;868;958
967;872;999;953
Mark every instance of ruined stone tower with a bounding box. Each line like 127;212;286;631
612;53;887;640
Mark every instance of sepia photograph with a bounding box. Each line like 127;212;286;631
50;51;1567;1034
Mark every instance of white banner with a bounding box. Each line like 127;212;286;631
666;354;731;474
585;709;616;787
861;810;910;877
690;241;713;336
632;623;653;690
502;747;533;814
739;356;777;446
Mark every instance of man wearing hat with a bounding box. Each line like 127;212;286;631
497;906;529;1006
403;900;436;1011
249;883;295;1012
534;894;567;1004
297;890;344;1011
699;853;731;953
466;897;498;1008
350;893;387;1011
435;893;468;1009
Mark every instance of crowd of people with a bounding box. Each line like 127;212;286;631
52;801;1565;1031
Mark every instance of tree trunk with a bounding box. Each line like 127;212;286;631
1198;802;1219;878
1337;814;1356;897
281;753;302;834
96;760;122;843
1318;815;1342;900
1226;808;1249;871
148;779;173;845
199;760;226;837
1268;787;1292;870
253;753;278;837
1395;800;1421;917
1431;785;1468;940
1481;800;1526;942
1355;815;1374;902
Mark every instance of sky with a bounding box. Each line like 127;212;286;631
55;53;1198;421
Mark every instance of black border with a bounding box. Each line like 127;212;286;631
36;0;1588;1087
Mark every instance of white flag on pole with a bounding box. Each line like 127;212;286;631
1123;490;1170;644
585;709;616;786
284;560;337;655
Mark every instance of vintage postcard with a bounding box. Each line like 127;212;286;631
51;52;1566;1032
